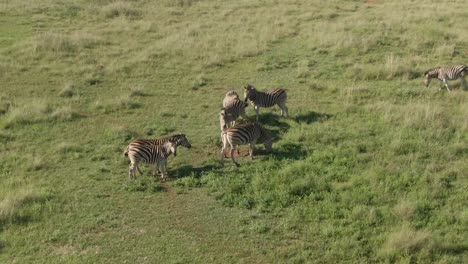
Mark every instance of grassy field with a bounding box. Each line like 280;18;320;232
1;0;467;263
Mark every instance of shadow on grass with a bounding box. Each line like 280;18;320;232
172;164;221;179
271;142;307;160
436;243;468;255
294;111;332;124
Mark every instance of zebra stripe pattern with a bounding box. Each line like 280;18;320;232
124;133;191;180
220;122;272;167
424;65;468;91
243;84;288;120
220;99;248;130
125;141;177;181
223;90;240;108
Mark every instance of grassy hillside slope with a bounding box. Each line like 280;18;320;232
1;0;467;263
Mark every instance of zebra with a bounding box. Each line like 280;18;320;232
223;90;240;108
424;65;468;92
219;99;249;130
123;133;191;178
124;141;177;181
243;84;288;121
220;122;273;167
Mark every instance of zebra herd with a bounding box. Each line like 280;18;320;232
124;65;467;181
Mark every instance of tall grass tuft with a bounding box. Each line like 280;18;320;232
383;227;433;255
33;31;101;55
101;1;142;19
0;187;45;224
59;84;75;98
1;101;51;128
50;106;82;121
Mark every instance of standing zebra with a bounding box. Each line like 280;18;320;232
219;99;249;130
125;141;177;181
124;133;191;179
223;90;240;108
424;65;467;92
220;122;273;167
243;85;288;121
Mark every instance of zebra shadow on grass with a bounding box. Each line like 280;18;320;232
171;164;221;179
294;111;332;124
269;142;308;161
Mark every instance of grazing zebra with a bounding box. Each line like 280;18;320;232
220;122;273;167
243;85;288;121
124;133;191;178
223;90;240;108
424;65;468;92
219;99;249;130
125;141;177;181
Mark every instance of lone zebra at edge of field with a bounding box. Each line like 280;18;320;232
125;141;177;181
243;84;289;121
424;65;468;92
123;133;191;181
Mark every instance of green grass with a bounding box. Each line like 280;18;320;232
1;0;467;263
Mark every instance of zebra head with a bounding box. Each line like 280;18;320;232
174;133;191;149
243;84;256;103
423;68;439;87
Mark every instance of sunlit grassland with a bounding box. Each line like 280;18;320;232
1;0;467;263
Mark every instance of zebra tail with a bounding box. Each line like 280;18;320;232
123;146;129;157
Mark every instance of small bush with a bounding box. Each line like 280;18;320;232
130;86;147;97
191;74;208;90
0;98;12;115
27;155;47;171
101;1;142;19
59;84;74;98
117;96;141;110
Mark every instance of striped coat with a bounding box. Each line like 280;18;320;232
243;85;288;120
424;65;467;91
220;122;272;167
125;141;177;181
219;99;249;130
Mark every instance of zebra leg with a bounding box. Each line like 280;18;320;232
155;160;162;175
443;79;451;92
230;144;240;167
279;103;289;118
129;162;137;180
461;77;467;89
220;134;227;160
128;164;133;180
249;141;256;160
160;160;168;182
254;106;260;121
